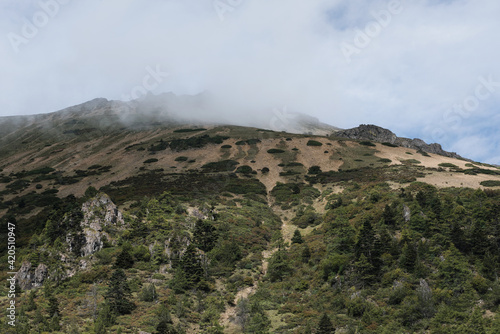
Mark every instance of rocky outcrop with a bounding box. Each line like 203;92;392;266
333;124;466;160
67;193;124;257
15;262;48;290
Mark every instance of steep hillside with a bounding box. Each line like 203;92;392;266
0;100;500;333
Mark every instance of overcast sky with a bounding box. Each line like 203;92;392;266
1;0;499;164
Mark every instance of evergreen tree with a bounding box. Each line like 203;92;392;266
291;229;304;244
105;269;135;315
399;242;417;272
301;244;311;263
114;245;135;269
267;249;290;282
382;204;396;225
155;303;177;334
317;313;335;334
46;290;59;318
245;301;271;333
355;220;375;260
171;267;189;294
193;219;218;252
140;283;157;302
180;244;204;288
26;290;37;311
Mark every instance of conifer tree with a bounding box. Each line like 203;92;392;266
317;313;335;333
193;219;218;252
291;229;304;244
105;269;135;315
180;244;204;288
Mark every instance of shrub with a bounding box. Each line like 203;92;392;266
307;140;323;146
379;158;392;163
201;160;239;172
140;284;157;302
308;166;322;174
481;180;500;187
236;165;253;174
403;159;421;164
439;163;458;168
261;167;270;174
267;149;285;154
173;128;207;133
360;141;376;146
144;158;159;164
382;142;398;147
221;145;232;149
175;156;188;162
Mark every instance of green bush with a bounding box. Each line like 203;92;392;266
360;141;376;147
439;163;458;168
173;128;207;133
480;180;500;187
221;145;232;149
308;166;322;174
236;165;253;174
267;149;285;154
175;156;188;162
382;142;398;147
201;160;239;172
307;140;323;146
144;158;159;164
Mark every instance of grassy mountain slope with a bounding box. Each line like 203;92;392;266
0;102;500;333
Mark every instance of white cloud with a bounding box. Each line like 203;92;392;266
0;0;499;163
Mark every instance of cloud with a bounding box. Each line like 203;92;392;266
0;0;499;163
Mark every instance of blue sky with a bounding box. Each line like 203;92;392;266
1;0;499;164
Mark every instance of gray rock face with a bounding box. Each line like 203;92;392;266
67;193;123;257
15;262;48;290
403;204;411;222
334;124;465;160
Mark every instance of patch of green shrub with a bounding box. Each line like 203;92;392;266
439;163;458;168
360;141;376;147
236;165;253;174
175;156;189;162
307;140;323;146
480;180;500;187
201;160;239;172
143;158;159;164
267;149;285;154
173;128;207;133
382;142;398;147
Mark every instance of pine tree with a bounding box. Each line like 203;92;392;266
180;244;204;288
291;229;304;244
382;204;396;225
193;219;218;252
267;249;290;282
301;244;311;263
156;303;177;334
26;290;37;311
355;220;375;260
105;269;135;315
114;245;135;269
140;283;157;302
317;313;335;333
